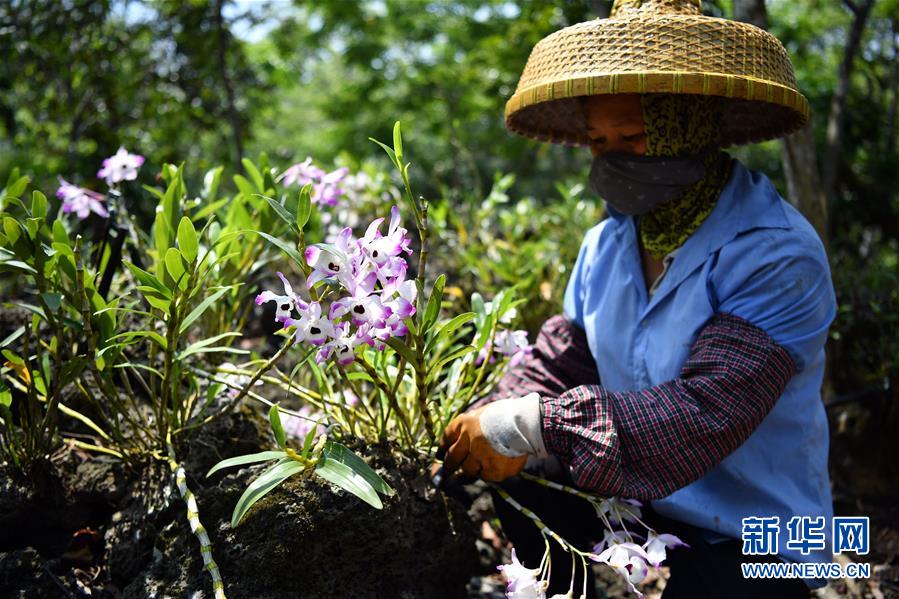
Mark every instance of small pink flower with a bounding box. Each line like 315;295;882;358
56;178;108;219
497;549;544;599
97;147;144;186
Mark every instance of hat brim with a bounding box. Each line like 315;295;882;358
505;14;809;146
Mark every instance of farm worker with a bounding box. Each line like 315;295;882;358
439;1;834;597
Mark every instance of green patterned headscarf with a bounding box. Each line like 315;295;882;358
638;94;733;259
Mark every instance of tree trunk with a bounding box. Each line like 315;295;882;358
781;127;829;251
884;18;898;156
822;0;876;207
732;0;829;250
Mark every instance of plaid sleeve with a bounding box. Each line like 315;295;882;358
540;313;797;500
490;314;601;400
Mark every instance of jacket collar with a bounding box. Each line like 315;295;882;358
609;160;791;314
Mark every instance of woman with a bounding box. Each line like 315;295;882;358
440;1;834;597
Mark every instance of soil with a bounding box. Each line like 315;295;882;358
0;408;478;599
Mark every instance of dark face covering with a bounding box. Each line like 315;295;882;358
588;94;732;259
588;151;710;216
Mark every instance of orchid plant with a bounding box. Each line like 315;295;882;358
212;123;530;525
493;475;687;599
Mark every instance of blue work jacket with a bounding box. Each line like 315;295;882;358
563;160;836;583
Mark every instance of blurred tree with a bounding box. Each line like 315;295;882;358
0;0;268;195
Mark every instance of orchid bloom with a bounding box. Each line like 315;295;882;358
255;272;308;324
329;279;391;328
591;543;651;598
313;167;348;206
305;227;357;289
380;274;417;336
284;302;335;346
493;329;532;367
316;321;362;366
360;205;412;267
497;549;545;599
57;179;109;219
97;147;144;186
280;157;325;188
600;497;643;527
642;532;688;568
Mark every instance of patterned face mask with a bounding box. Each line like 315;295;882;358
588;151;710;216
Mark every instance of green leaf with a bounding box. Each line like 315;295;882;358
423;274;445;331
233;174;256;197
0;380;11;409
107;330;167;350
433;312;475;341
232;458;306;526
206;450;286;477
31;191;47;219
255;230;304;266
426;346;477;383
177;216;198;263
301;425;318;458
52;219;68;244
164;247;187;289
124;261;171;297
269;404;286;448
201;166;224;201
242;159;265;192
3;174;29;201
392;121;403;162
153;212;172;264
41;292;62;312
0;326;24;349
0;259;36;274
179;286;234;333
177;332;243;359
323;441;394;497
368;137;399;168
386;337;417;366
296;184;312;230
315;457;382;509
3;217;21;244
258;194;296;230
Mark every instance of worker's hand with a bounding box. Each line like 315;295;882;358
440;405;528;482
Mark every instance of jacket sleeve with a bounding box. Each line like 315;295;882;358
540;313;796;500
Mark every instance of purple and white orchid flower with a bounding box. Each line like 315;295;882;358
284;302;335;346
642;532;689;567
255;272;308;324
279;157;325;188
57;179;109;219
591;543;652;598
497;549;545;599
97;147;144;186
313;166;348;206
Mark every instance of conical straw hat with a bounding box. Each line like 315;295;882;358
505;0;808;147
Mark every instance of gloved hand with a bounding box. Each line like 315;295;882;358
439;393;546;482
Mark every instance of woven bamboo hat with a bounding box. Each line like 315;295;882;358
505;0;808;147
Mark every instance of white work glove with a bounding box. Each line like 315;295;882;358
478;393;548;459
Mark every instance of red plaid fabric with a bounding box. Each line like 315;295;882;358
540;313;796;499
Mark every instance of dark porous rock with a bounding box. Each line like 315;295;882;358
0;548;63;598
180;405;272;481
126;443;479;599
105;460;180;586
